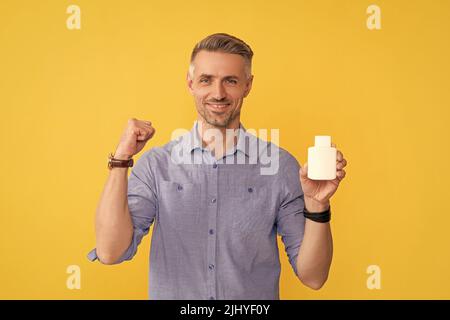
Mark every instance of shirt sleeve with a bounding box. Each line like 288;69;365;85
87;151;158;264
276;153;305;277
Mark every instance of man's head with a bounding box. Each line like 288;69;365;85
187;33;254;128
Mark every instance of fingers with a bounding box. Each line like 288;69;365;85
141;121;152;128
135;120;152;130
336;169;346;180
337;158;347;169
336;155;347;182
337;150;344;162
332;142;347;180
128;118;152;128
148;127;156;139
135;126;155;141
336;150;347;181
128;118;155;142
331;142;344;162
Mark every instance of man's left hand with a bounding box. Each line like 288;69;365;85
299;143;347;208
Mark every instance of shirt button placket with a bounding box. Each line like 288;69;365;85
207;161;218;300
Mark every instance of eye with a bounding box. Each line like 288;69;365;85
199;78;209;83
227;79;237;84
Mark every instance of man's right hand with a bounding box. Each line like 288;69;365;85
113;118;155;160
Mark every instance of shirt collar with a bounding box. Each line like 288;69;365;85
183;120;250;158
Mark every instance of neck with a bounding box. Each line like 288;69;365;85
196;118;241;160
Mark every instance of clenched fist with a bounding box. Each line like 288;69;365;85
113;118;155;160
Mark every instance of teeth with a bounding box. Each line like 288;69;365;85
209;104;229;108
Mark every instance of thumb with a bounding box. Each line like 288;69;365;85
134;127;150;141
300;162;308;178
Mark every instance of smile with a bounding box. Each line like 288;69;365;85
206;103;231;112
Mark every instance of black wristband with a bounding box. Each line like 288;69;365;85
303;206;331;223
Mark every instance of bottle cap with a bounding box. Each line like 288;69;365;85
315;135;331;147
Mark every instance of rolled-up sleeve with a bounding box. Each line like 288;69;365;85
276;154;305;277
87;151;158;264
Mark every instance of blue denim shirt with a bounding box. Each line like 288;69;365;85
88;121;305;299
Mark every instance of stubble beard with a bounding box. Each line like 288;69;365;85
197;102;241;128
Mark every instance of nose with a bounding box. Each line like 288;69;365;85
211;81;226;101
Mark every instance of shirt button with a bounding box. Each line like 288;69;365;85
209;264;215;270
213;163;218;169
177;185;183;191
209;296;215;300
211;198;216;203
248;187;253;193
209;229;214;235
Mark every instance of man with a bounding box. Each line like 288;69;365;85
88;33;348;299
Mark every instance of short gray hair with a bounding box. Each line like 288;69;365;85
188;33;253;80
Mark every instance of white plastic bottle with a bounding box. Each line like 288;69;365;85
307;136;336;180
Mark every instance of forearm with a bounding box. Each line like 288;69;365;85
296;197;333;289
95;167;133;264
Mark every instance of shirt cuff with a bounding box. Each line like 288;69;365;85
87;248;98;262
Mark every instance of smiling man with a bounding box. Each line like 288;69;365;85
87;33;348;299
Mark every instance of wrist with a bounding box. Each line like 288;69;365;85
304;196;330;213
113;152;133;160
107;152;134;170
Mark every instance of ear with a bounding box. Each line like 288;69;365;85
187;72;194;95
243;75;254;98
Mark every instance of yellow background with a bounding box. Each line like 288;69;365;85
1;0;449;299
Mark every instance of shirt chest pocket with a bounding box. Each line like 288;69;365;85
158;180;202;231
229;185;276;235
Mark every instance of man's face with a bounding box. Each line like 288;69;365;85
187;50;253;128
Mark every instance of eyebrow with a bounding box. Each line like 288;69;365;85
198;73;240;80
